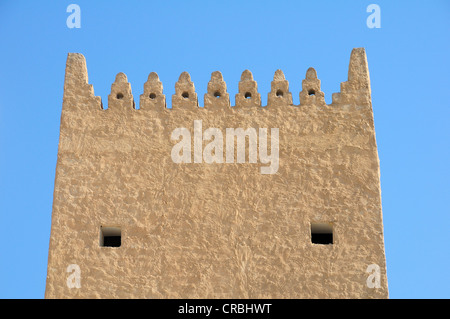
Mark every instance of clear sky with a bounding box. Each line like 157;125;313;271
0;1;449;299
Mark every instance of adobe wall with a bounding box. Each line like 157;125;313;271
45;48;388;298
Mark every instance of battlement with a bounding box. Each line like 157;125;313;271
64;48;371;111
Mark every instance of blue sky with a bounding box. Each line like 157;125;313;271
0;1;449;299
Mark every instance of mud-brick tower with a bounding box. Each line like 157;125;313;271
45;48;388;298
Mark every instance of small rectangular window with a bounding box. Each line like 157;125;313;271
100;226;121;247
311;223;333;245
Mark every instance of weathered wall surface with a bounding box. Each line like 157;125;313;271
45;48;388;298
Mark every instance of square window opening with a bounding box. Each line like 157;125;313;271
100;226;121;247
311;223;333;245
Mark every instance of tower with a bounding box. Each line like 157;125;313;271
45;48;388;298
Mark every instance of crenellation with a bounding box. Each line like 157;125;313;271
235;70;261;108
204;71;230;109
63;53;101;112
172;71;198;109
108;72;135;110
64;53;89;92
63;48;374;110
140;72;166;110
300;67;326;107
335;48;371;107
267;69;293;108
